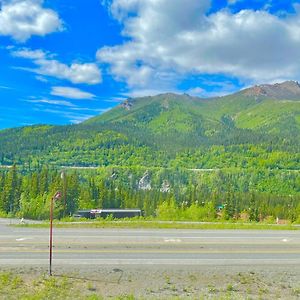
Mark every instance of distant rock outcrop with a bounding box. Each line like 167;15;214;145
121;99;133;110
242;81;300;100
160;180;171;193
138;171;151;190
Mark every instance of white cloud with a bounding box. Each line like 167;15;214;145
98;0;209;89
69;115;94;124
13;48;47;59
104;97;126;103
0;0;62;42
70;107;109;112
12;48;102;84
98;0;300;90
32;106;95;123
186;80;239;97
0;85;12;89
51;86;96;99
124;88;180;98
186;87;205;97
26;98;76;107
35;75;48;82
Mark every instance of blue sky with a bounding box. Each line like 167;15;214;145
1;0;300;129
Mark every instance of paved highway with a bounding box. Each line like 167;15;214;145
0;219;300;267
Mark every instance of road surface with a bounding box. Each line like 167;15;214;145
0;219;300;267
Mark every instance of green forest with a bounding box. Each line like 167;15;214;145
0;165;299;222
0;89;299;222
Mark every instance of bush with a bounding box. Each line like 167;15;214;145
0;211;8;218
156;198;181;220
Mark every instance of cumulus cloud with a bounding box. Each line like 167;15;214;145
0;0;62;41
13;48;47;59
98;0;300;89
51;86;96;99
12;48;102;84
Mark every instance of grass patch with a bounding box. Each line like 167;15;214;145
13;219;300;230
0;272;81;300
0;272;139;300
0;270;173;300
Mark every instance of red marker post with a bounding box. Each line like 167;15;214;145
49;191;62;276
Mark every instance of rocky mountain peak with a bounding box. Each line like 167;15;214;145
242;81;300;100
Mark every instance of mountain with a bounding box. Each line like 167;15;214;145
0;81;299;169
84;81;300;149
86;80;300;128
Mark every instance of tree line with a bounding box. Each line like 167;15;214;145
0;166;299;222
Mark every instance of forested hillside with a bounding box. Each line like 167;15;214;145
0;81;299;220
1;81;299;168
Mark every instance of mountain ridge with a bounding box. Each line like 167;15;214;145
119;81;300;106
0;81;299;168
85;81;300;132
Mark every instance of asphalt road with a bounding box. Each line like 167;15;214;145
0;219;300;267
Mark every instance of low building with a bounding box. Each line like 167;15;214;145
75;208;142;219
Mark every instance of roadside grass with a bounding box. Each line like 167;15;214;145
0;273;112;300
13;218;300;230
0;271;132;300
0;270;298;300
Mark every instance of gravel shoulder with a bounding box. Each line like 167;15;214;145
1;264;300;299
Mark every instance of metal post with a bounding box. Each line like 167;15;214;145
49;195;54;276
61;171;66;217
49;191;62;276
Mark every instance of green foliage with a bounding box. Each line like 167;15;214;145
0;166;299;221
157;198;179;220
157;201;216;221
